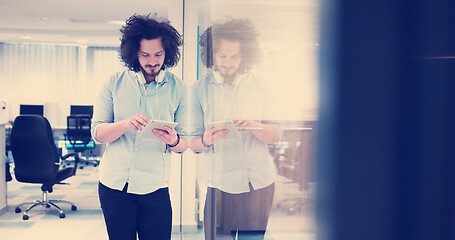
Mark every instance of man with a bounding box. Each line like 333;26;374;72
91;14;188;240
189;18;281;239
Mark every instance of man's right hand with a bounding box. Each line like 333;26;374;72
123;113;149;131
202;127;229;146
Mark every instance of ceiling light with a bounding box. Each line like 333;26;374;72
108;20;124;25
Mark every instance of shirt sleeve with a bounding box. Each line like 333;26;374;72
91;74;116;143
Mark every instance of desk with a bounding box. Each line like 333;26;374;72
52;125;68;139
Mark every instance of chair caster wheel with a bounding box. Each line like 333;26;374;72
71;205;77;211
23;214;29;220
15;207;21;213
59;213;65;218
46;204;51;208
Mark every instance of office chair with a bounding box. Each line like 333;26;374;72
10;115;79;220
274;128;316;215
64;115;98;168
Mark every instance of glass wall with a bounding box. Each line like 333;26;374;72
191;0;319;239
0;0;319;239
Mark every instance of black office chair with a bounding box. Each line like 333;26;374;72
64;115;98;168
10;115;79;220
275;128;316;215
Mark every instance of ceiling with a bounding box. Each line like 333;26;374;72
0;0;169;47
0;0;318;48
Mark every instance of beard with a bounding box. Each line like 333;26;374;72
217;66;238;79
141;65;161;77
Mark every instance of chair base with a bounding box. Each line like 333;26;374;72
15;191;77;220
62;152;99;169
79;157;99;168
276;188;315;215
62;158;99;169
276;197;314;215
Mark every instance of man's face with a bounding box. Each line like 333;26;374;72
214;39;242;78
137;37;166;78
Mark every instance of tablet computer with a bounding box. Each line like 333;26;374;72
204;120;240;139
138;120;178;139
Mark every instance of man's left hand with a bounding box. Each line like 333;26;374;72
233;117;260;131
152;126;179;146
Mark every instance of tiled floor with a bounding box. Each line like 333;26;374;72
0;165;315;240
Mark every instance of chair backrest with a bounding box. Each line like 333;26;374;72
293;129;315;191
66;115;92;152
277;128;316;191
10;115;60;184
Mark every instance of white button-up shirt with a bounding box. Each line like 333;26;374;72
190;71;281;194
92;69;188;194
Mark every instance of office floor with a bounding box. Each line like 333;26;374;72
0;165;315;240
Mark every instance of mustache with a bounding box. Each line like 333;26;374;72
220;66;234;70
146;64;160;68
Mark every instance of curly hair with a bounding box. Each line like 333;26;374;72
119;14;182;72
199;17;260;73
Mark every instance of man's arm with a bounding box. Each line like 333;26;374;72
170;136;189;153
233;118;280;144
95;113;148;143
189;128;229;153
189;136;208;153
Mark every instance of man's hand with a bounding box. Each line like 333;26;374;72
202;127;230;146
123;113;149;131
152;126;179;145
233;117;260;131
95;113;149;143
233;116;279;144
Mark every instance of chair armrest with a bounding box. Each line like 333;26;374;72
60;153;81;175
61;153;79;160
61;153;81;165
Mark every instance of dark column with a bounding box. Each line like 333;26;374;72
317;0;455;239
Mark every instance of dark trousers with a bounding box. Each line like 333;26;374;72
204;183;275;240
98;182;172;240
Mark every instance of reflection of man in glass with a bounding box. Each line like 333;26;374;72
190;18;281;239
